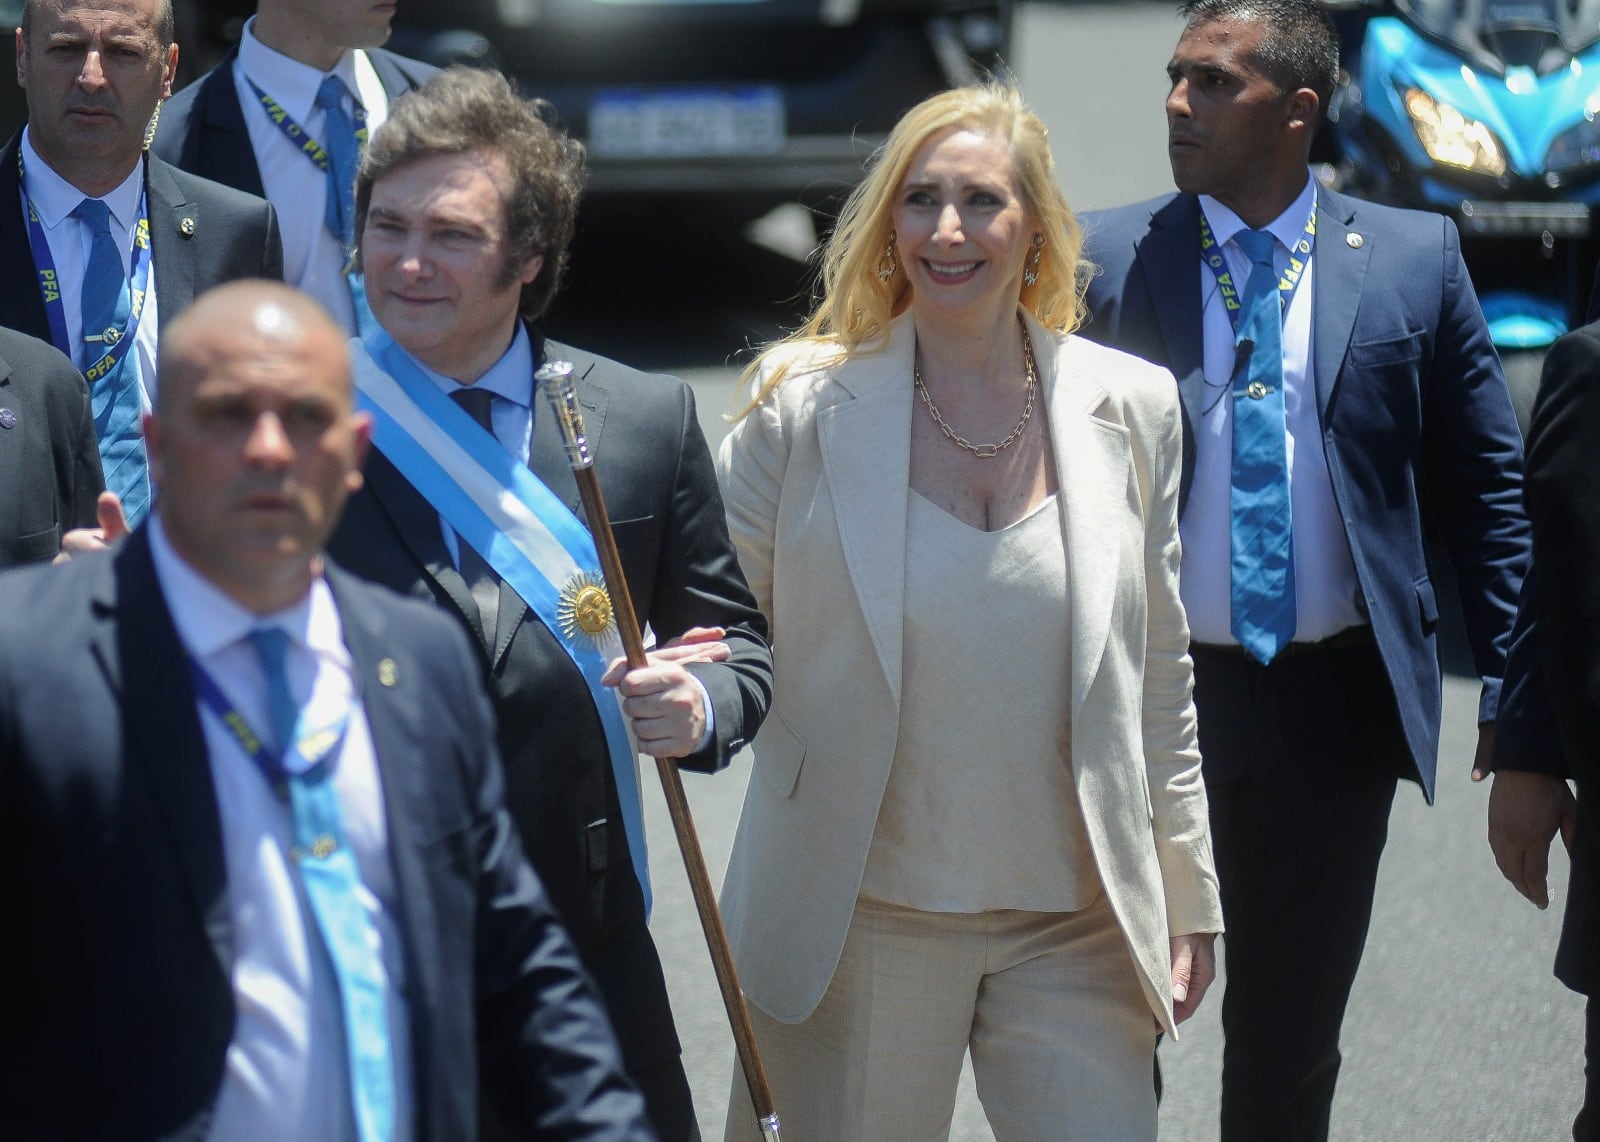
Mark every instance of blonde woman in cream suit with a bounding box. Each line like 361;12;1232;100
715;85;1224;1142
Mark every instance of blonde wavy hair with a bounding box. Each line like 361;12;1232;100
736;82;1087;418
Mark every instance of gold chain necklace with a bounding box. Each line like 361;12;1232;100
913;324;1037;459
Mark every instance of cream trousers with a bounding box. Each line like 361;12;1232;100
724;891;1159;1142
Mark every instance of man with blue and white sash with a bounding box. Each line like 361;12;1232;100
327;68;774;1142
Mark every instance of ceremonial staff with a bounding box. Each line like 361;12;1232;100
538;361;782;1142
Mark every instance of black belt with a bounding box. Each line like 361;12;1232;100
1192;625;1375;664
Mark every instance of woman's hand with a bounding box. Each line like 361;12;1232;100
1169;932;1218;1025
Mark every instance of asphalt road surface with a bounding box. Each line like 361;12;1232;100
545;3;1586;1138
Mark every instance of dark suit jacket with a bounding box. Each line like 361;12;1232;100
0;529;654;1141
0;133;283;350
1080;188;1530;799
0;325;101;565
1493;321;1600;997
328;327;774;1073
152;45;438;197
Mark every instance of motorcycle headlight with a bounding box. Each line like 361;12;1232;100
1546;115;1600;176
1401;86;1508;178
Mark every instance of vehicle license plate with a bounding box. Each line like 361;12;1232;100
589;88;786;159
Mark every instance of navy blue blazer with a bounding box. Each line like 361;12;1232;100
0;133;283;349
1080;188;1530;799
152;46;439;197
0;530;654;1141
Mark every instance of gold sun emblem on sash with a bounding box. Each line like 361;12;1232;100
558;570;615;646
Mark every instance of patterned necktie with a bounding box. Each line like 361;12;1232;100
315;75;361;246
73;197;150;527
247;626;395;1142
1229;228;1296;664
449;387;502;651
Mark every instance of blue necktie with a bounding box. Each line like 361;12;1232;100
1229;228;1296;664
249;627;396;1142
316;75;361;247
74;197;150;527
315;74;375;337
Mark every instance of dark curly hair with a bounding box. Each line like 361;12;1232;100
353;66;587;322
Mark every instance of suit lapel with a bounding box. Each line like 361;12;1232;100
1138;196;1207;437
101;530;233;979
369;49;432;98
529;336;611;518
1038;326;1129;718
817;320;914;703
521;336;611;668
1310;190;1369;421
197;47;267;198
363;447;491;655
147;156;199;335
0;134;56;344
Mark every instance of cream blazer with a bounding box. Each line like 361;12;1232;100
715;311;1223;1036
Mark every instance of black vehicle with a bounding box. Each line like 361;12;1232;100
390;0;1011;217
3;0;1007;221
187;0;1010;220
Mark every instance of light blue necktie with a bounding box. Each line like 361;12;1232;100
74;197;150;527
249;627;396;1142
315;74;376;337
1229;228;1296;664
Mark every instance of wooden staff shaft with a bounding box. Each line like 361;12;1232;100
557;407;781;1140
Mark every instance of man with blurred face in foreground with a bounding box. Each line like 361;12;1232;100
0;280;654;1141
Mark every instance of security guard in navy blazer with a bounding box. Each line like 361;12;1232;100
0;280;653;1140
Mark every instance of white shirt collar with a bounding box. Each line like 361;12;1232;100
395;322;535;408
148;514;349;666
19;126;145;231
237;15;364;121
1198;172;1318;257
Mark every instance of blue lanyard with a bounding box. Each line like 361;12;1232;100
1198;206;1317;334
188;656;349;795
245;77;369;177
18;151;152;385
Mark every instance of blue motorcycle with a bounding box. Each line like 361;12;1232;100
1324;0;1600;427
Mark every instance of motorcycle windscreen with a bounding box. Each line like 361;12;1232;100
1393;0;1600;66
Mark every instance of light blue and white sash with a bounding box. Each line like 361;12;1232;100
352;332;651;908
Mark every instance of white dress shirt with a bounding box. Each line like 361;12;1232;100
147;517;414;1142
19;128;159;411
234;19;391;332
1183;175;1366;646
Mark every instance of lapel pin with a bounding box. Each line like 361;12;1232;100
0;409;14;429
377;658;398;687
1346;233;1365;249
179;217;196;237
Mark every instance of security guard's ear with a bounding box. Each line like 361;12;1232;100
1286;87;1320;136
